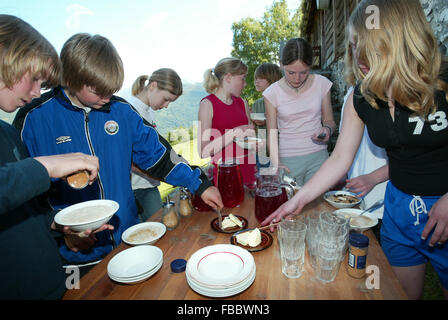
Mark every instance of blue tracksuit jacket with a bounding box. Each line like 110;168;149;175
13;86;211;264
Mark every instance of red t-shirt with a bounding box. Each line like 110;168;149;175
202;94;256;185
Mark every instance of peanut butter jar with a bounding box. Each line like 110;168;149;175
347;233;369;278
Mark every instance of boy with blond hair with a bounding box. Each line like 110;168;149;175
14;33;223;274
0;16;100;299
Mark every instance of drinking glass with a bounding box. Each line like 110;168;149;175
305;211;321;269
278;219;307;279
313;230;347;282
315;252;342;283
319;212;350;238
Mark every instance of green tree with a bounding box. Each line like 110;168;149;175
231;0;302;105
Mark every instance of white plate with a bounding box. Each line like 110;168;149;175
234;137;262;149
54;199;119;232
187;263;255;289
108;259;163;284
250;113;266;121
186;244;254;287
108;259;162;281
187;267;256;298
333;208;378;232
107;245;163;279
324;190;361;209
122;222;166;246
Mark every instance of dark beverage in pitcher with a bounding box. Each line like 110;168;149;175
255;184;286;223
217;160;244;208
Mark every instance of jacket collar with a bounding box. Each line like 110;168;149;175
53;86;112;112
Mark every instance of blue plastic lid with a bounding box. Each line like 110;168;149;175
349;233;369;248
170;259;187;273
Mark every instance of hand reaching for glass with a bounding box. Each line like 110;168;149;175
261;193;306;232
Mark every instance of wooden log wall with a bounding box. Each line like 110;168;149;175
319;0;360;68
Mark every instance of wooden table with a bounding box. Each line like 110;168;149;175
63;192;408;300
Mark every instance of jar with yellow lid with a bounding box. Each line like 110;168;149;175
347;233;369;278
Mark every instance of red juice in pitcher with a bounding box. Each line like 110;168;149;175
281;187;289;203
217;161;244;208
255;184;286;223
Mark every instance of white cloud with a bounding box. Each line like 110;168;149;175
143;11;169;29
66;4;94;30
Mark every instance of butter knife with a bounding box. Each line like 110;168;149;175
215;208;223;230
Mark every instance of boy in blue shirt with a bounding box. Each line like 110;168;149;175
14;33;223;274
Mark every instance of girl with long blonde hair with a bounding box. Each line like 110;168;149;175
263;0;448;300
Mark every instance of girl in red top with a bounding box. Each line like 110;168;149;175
198;57;257;186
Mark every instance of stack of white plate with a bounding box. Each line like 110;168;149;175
186;244;256;297
107;245;163;284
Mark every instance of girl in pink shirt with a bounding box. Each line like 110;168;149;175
264;38;336;185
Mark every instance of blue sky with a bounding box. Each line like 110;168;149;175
1;0;301;92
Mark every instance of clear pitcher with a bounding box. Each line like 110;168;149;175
254;171;294;223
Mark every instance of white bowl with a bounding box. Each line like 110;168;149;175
250;113;266;121
122;222;166;246
107;245;163;279
54;199;119;232
333;208;378;232
234;136;262;149
323;190;361;209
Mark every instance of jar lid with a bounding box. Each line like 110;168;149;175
170;259;187;273
180;194;189;200
349;233;369;247
163;201;175;208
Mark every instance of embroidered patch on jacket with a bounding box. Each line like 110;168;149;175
56;136;72;144
104;120;119;135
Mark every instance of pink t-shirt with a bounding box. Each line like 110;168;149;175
263;74;332;157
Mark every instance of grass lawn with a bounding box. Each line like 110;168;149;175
423;263;445;299
158;138;210;200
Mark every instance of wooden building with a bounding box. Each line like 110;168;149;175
299;0;360;70
297;0;361;117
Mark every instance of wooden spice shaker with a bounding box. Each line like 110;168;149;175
161;201;179;230
347;233;369;278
